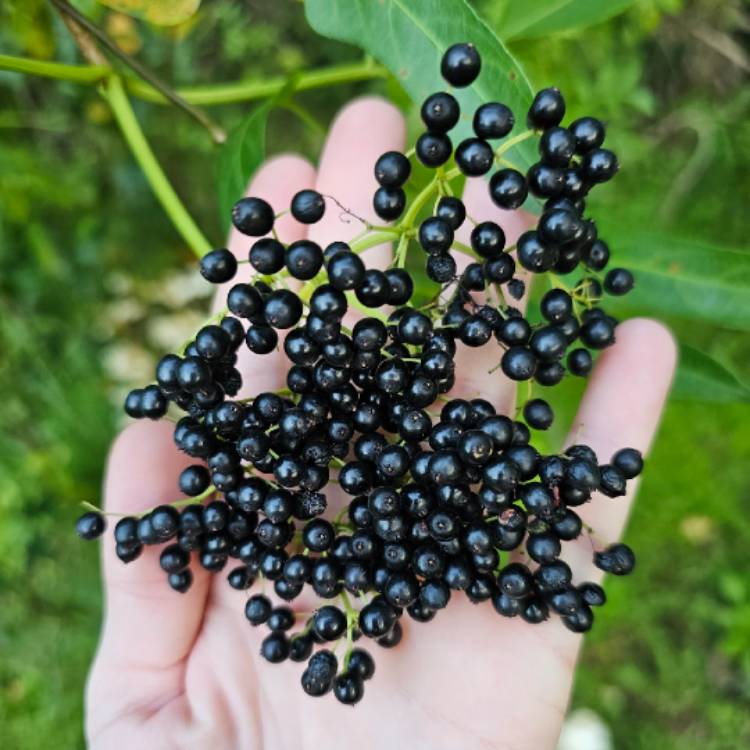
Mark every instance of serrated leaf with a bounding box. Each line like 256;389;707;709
216;103;270;234
304;0;537;172
602;228;750;330
672;345;750;403
96;0;201;26
497;0;635;41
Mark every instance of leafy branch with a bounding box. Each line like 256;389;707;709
49;0;226;143
0;54;386;107
104;75;212;259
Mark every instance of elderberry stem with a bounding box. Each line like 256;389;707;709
104;75;212;258
494;129;536;161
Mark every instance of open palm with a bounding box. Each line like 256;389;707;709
86;98;676;750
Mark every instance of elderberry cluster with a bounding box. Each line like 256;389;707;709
76;42;642;706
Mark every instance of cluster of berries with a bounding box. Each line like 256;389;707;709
76;42;641;706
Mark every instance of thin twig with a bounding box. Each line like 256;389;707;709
49;0;226;143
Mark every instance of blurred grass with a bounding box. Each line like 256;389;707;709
1;0;749;747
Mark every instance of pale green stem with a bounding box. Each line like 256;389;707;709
103;75;212;258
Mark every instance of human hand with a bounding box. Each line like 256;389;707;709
86;97;676;750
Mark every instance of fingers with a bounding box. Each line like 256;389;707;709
214;154;317;396
450;175;534;413
561;318;677;579
308;96;406;270
88;421;210;713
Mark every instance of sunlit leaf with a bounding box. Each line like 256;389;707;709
497;0;635;41
305;0;537;171
96;0;201;26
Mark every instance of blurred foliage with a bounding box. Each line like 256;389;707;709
0;0;749;747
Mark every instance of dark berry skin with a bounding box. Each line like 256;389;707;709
604;268;635;296
373;187;406;221
501;346;537;381
583;239;610;271
539;126;576;167
260;632;290;663
582;148;619;183
359;599;397;637
567;347;593;377
200;248;237;283
473;102;514;139
75;511;106;540
419;217;454;254
264;289;303;329
327;251;365;291
441;42;481;87
613;448;644;479
348;649;376;680
232;196;274;236
499;562;534;598
227;283;263;319
249;238;284;274
436;196;466;230
290;189;325;224
517;230;557;272
569;117;605;153
455;138;494;176
527;163;564;198
471;221;505;258
523;398;554;430
178;465;211;496
579;582;607;607
385;269;414;305
375;150;411;188
245;594;272;625
334;672;365;705
285;240;323;281
416;132;452;168
594;543;636;575
527;87;566;130
421;92;460;133
489;169;528;210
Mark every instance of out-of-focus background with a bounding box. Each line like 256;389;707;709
1;1;748;748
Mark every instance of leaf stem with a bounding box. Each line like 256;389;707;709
103;75;212;259
126;61;388;106
0;54;108;83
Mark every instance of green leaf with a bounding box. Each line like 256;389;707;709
304;0;537;171
602;228;750;330
497;0;635;41
216;103;270;234
672;345;750;403
96;0;201;26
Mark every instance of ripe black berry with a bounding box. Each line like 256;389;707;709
200;248;237;283
291;189;325;224
232;196;274;236
473;102;514;139
416;132;452;168
489;168;528;210
527;87;566;130
421;92;460;133
441;43;481;87
455;138;494;176
76;511;106;540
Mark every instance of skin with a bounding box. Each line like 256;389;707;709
86;98;677;750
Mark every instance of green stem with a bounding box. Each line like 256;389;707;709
0;54;108;83
103;76;212;259
126;61;388;106
494;129;535;161
50;0;225;143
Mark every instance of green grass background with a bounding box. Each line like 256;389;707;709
1;0;749;747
